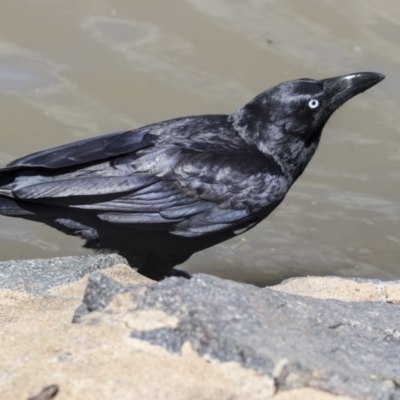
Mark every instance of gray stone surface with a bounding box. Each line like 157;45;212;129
75;273;400;400
131;327;183;353
73;273;126;322
3;254;400;399
0;254;127;295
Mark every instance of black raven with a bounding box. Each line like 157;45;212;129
0;72;384;279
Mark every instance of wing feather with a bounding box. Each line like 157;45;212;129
6;128;153;169
13;175;157;199
4;115;288;239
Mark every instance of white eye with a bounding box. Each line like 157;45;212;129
308;99;320;109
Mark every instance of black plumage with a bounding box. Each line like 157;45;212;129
0;72;384;279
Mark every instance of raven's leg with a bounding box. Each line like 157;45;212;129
131;252;192;281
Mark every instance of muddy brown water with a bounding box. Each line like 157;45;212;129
0;0;398;285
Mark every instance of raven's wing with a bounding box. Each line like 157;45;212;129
8;145;288;238
4;115;288;238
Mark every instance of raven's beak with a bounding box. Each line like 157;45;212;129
321;72;385;111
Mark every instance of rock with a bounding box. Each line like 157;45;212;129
1;254;400;399
72;272;126;322
0;254;128;295
74;273;400;400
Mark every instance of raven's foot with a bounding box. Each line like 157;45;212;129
164;268;191;279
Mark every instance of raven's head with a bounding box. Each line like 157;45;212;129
230;72;385;181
